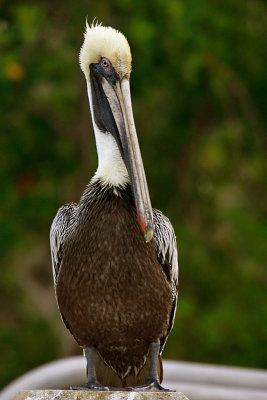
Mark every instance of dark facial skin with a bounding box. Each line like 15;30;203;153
89;57;124;157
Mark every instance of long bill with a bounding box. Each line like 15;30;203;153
101;77;154;242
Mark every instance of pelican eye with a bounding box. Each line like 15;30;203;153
97;57;119;85
101;57;110;69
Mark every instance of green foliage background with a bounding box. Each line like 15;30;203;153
0;0;266;388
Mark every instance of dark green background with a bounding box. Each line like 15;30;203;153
0;0;266;388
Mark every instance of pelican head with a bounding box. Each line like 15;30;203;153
79;23;153;242
80;23;132;80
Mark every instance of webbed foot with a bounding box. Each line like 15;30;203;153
132;378;175;392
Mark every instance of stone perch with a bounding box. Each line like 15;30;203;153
12;390;189;400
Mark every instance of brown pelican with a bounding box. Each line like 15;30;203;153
50;23;178;391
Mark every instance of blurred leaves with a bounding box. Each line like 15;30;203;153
0;0;266;389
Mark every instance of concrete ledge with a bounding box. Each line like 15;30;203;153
12;390;189;400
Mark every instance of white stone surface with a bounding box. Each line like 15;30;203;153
12;390;189;400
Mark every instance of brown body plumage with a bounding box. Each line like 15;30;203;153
56;182;173;386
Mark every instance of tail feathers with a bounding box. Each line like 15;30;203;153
94;352;163;388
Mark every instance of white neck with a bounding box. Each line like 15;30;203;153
86;82;130;188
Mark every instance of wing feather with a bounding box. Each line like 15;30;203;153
50;202;76;287
153;208;178;351
153;209;178;291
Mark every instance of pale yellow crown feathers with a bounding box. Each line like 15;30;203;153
79;22;132;80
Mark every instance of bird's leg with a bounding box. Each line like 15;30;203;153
71;347;109;391
132;339;174;392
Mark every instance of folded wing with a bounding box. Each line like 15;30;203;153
153;208;179;351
